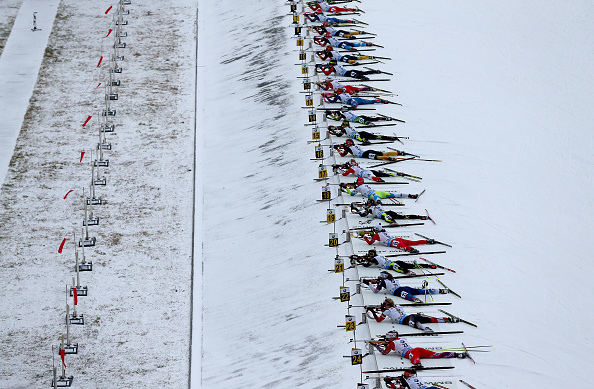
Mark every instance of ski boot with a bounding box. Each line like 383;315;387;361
408;194;419;199
456;352;469;359
439;288;450;294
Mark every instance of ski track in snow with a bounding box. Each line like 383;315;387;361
199;1;359;387
0;0;592;388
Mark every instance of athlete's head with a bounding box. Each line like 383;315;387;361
385;330;399;340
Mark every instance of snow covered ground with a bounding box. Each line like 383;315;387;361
0;0;592;388
0;0;59;186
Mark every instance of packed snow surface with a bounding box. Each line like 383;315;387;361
0;0;592;388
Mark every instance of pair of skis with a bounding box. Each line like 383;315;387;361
369;155;441;168
414;232;452;247
383;167;422;181
438;309;478;328
418;257;455;273
349;222;424;232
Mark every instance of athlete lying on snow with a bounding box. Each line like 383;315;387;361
318;76;375;94
308;1;358;14
373;331;468;365
367;297;459;331
360;224;434;253
353;199;431;224
340;179;419;201
327;107;397;125
314;36;375;51
315;47;373;64
350;249;436;274
362;271;449;302
328;122;400;143
303;10;356;25
336;159;385;182
333;139;407;159
322;91;391;107
383;368;456;389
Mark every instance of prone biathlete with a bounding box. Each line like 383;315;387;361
318;76;372;93
327;107;397;125
304;10;356;25
373;331;468;365
323;91;390;107
355;200;430;224
362;270;449;302
350;249;437;274
340;180;419;202
314;36;374;51
333;139;408;160
308;1;358;14
328;122;400;143
315;47;372;64
363;225;434;253
313;23;363;38
367;297;459;331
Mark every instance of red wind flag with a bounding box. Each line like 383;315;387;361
58;238;66;254
82;116;92;127
63;190;73;199
80;151;85;162
60;348;66;367
97;56;103;67
105;6;112;14
106;29;112;37
73;288;78;305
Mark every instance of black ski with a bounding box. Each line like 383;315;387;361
354;123;398;129
377;113;405;123
436;278;461;298
462;343;476;364
459;379;478;389
438;309;478;328
342;60;380;67
377;330;464;338
362;366;454;374
419;257;455;273
393;272;445;279
424;209;436;224
414;189;426;203
349;222;424;231
364;139;408;146
350;302;452;311
368;156;417;169
360;84;392;92
414;233;452;248
384;168;422;181
364;66;391;75
385;251;446;257
347;181;409;185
